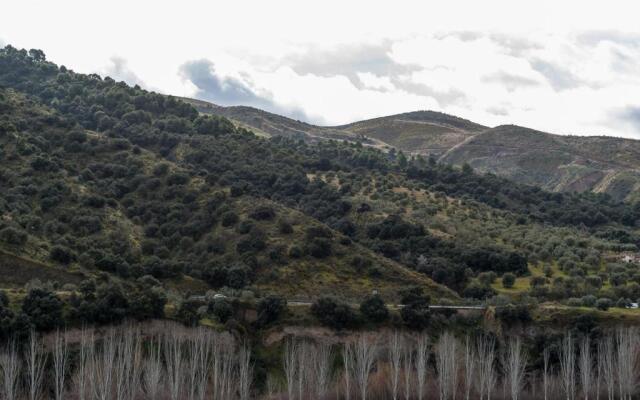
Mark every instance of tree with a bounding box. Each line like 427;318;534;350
0;227;27;246
359;294;389;323
399;287;430;330
502;273;516;288
257;295;285;326
311;297;357;330
21;288;63;331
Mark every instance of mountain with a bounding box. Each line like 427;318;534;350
189;99;640;202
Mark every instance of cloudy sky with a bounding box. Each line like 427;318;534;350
3;0;640;137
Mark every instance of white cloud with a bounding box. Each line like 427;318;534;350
2;1;640;137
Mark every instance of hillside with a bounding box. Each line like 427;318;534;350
188;98;640;202
4;46;640;335
441;125;640;202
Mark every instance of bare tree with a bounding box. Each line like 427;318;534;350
114;328;141;400
502;337;527;400
238;341;253;400
436;332;458;400
415;334;429;400
195;330;211;400
52;329;69;400
283;338;299;400
476;335;496;400
92;329;116;400
297;340;310;400
0;340;20;400
463;335;476;400
388;332;403;400
543;347;551;400
560;335;576;400
579;337;594;400
143;338;163;400
25;332;46;400
313;341;333;399
73;328;93;400
342;341;354;400
598;335;615;400
164;328;184;400
615;327;638;400
402;338;414;400
352;335;377;400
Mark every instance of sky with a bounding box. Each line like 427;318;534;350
3;0;640;138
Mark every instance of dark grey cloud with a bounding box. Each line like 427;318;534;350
482;71;540;91
104;56;145;87
529;59;584;91
180;59;314;123
286;41;420;90
614;106;640;131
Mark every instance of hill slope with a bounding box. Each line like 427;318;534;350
3;45;640;317
187;99;640;202
440;125;640;202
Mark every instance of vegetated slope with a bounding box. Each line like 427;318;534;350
187;97;640;202
0;48;455;301
440;125;640;203
3;46;640;309
182;97;377;144
335;110;487;157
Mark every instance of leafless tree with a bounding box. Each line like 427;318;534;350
402;338;414;400
297;340;310;400
436;332;458;400
313;341;333;399
352;335;377;400
476;335;496;400
195;330;211;400
502;337;527;400
463;335;476;400
342;341;354;400
0;340;20;400
143;337;163;400
92;329;116;400
615;327;638;400
598;335;615;400
73;328;93;400
114;327;141;400
283;338;299;400
543;347;551;400
579;337;594;400
415;334;429;400
25;332;46;400
52;329;69;400
238;341;253;400
560;335;576;400
164;328;184;400
388;332;403;400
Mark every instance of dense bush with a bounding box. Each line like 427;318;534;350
311;297;357;330
359;294;389;323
